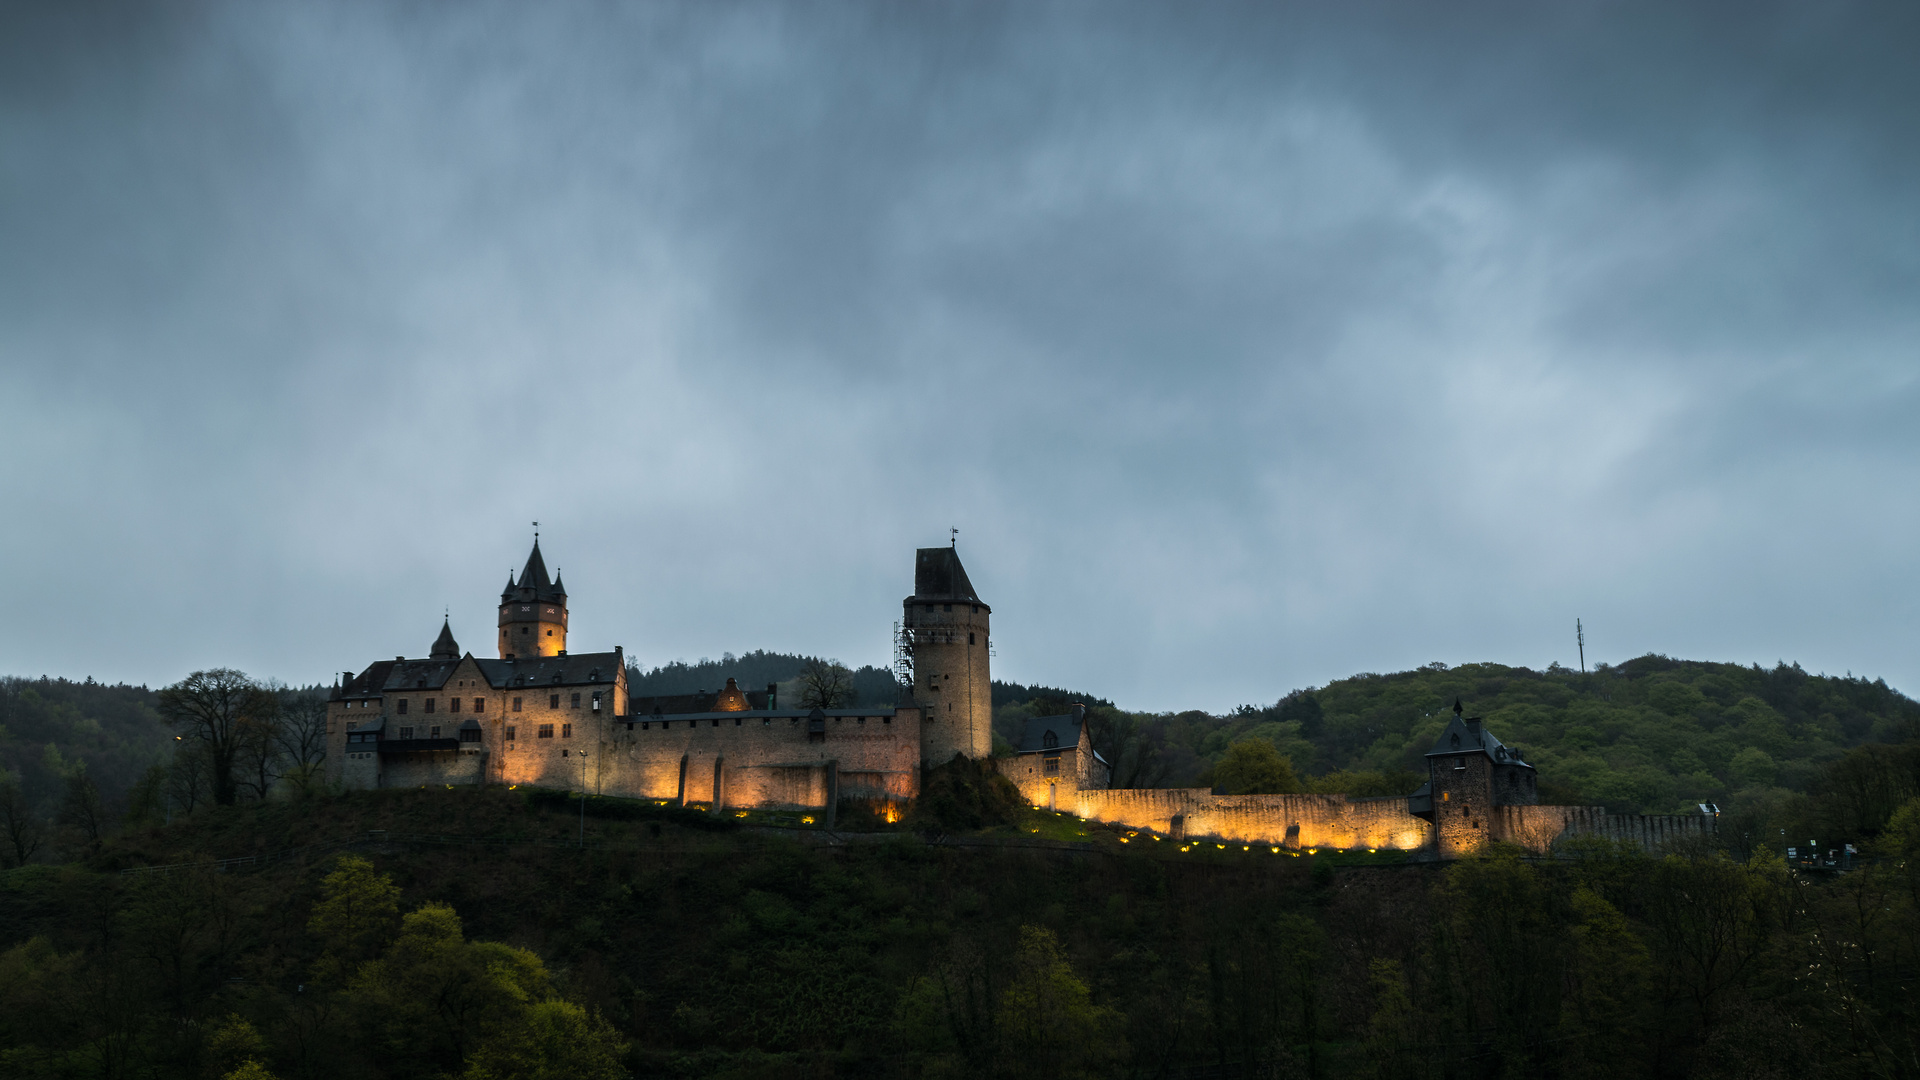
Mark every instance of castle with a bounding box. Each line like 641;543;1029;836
327;539;1710;856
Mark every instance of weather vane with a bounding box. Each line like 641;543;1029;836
951;526;958;547
533;520;539;540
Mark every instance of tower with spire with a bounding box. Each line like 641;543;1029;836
903;543;993;763
497;538;569;658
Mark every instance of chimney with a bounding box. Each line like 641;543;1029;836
1071;702;1086;722
767;683;779;710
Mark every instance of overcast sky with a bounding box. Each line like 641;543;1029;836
2;2;1916;711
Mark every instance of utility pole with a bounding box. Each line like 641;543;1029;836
1576;618;1586;674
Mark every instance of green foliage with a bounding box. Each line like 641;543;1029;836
1208;738;1301;795
307;854;400;982
909;756;1026;832
463;999;628;1080
995;925;1121;1078
4;782;1920;1078
208;1013;268;1077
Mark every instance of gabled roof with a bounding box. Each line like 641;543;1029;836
631;686;773;716
1425;713;1532;767
913;546;983;603
1015;712;1085;755
474;651;623;690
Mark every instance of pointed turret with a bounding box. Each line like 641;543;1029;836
430;619;461;661
518;540;552;591
498;538;570;658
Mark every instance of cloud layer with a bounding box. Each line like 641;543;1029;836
2;1;1916;709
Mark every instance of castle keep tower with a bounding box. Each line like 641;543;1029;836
497;539;568;658
904;545;992;763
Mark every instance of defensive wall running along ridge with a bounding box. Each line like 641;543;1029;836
329;539;1716;858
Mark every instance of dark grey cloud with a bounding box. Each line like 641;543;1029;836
2;1;1916;709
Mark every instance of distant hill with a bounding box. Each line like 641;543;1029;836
1052;655;1920;820
8;652;1916;831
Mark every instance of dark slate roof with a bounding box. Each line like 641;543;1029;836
1425;714;1532;767
429;619;460;660
475;651;623;690
1015;713;1083;755
335;660;400;700
502;540;567;604
913;547;983;603
380;658;464;692
631;687;772;716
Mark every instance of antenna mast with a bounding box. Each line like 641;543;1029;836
1577;618;1586;674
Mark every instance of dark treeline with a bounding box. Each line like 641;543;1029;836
3;778;1920;1079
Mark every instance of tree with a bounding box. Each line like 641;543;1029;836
57;766;105;845
275;690;330;796
156;669;277;806
798;658;856;709
165;741;211;815
122;763;167;828
463;1000;629;1080
308;855;401;983
995;925;1118;1078
0;778;45;867
1210;738;1301;795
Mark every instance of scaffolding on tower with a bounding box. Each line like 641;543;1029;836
892;621;914;689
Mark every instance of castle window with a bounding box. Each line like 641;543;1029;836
944;603;953;612
1044;754;1060;776
561;723;572;738
430;726;440;738
924;604;933;612
460;728;479;742
969;633;975;644
546;630;553;636
424;699;435;714
398;700;409;715
570;693;581;708
505;725;516;740
400;727;414;739
449;698;460;713
522;627;529;634
883;716;891;724
550;694;560;709
474;698;484;713
1043;730;1059;749
512;697;523;712
538;724;553;739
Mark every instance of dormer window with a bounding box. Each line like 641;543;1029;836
1042;730;1059;749
1450;733;1460;748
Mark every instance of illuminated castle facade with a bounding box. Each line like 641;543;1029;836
326;538;1709;856
325;540;997;810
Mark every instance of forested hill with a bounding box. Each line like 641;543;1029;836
1055;656;1920;830
7;653;1918;845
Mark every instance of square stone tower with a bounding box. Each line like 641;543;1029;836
1407;701;1538;858
904;546;993;763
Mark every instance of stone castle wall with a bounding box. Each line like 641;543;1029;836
1068;787;1712;855
585;709;923;809
1071;789;1436;850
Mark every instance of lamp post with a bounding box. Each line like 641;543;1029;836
577;750;590;848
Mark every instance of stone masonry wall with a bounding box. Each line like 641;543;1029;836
1071;789;1435;850
590;709;924;810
